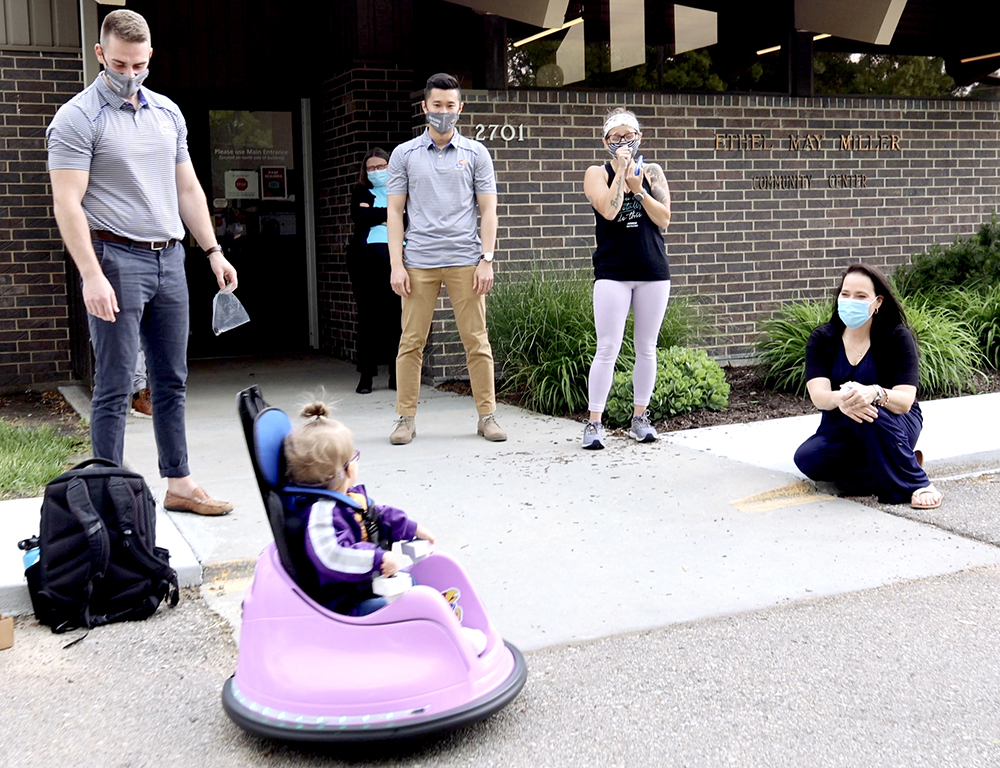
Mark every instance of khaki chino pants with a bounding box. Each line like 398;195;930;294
395;265;495;416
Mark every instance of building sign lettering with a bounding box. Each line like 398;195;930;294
473;123;526;143
714;131;898;190
715;133;902;152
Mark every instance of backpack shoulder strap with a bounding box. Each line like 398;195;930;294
105;476;136;531
64;477;112;578
61;478;112;631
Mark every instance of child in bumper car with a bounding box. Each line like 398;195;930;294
283;401;435;616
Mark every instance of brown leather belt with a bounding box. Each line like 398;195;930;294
92;230;178;251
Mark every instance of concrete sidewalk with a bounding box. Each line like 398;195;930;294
3;355;999;655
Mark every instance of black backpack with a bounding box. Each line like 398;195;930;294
19;458;179;634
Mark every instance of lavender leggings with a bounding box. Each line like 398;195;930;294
587;279;671;413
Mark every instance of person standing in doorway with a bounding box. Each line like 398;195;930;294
386;72;505;445
47;9;237;515
347;148;401;394
581;107;673;450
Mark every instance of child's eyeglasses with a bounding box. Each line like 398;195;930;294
313;450;361;488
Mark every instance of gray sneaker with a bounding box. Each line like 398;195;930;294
390;416;415;445
582;421;605;450
629;410;657;443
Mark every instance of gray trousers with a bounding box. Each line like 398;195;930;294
88;239;191;478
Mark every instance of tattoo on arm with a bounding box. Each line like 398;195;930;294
608;174;625;215
646;165;670;205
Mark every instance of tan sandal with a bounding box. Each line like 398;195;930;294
910;485;942;510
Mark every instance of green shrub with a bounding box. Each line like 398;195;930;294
489;268;705;415
604;346;730;427
894;211;1000;295
756;297;982;398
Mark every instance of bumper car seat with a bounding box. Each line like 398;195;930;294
221;385;527;742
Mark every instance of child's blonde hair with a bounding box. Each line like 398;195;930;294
283;401;355;487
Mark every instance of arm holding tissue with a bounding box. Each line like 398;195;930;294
177;161;238;292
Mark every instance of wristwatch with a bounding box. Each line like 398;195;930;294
481;252;494;262
633;192;646;203
204;244;223;256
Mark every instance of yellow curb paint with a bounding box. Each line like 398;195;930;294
732;481;829;513
201;558;256;582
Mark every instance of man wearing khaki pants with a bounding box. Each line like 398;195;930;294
386;72;506;445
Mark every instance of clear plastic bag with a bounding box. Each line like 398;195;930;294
211;289;250;335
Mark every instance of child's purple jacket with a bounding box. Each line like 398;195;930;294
303;484;418;587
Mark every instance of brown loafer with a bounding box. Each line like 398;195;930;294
164;487;233;516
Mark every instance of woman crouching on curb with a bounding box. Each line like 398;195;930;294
581;107;672;450
794;264;943;509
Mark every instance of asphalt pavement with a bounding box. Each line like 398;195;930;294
1;354;999;767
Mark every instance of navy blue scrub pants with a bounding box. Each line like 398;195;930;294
793;403;929;504
87;239;190;478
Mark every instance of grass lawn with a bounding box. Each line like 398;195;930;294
0;393;89;500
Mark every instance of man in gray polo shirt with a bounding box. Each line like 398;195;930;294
387;72;506;444
47;9;237;515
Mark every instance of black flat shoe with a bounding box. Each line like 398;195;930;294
356;376;373;395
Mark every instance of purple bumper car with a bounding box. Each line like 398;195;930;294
222;386;527;742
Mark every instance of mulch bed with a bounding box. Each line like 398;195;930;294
438;364;1000;434
0;390;87;438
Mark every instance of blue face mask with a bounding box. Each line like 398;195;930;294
838;297;877;329
367;169;388;187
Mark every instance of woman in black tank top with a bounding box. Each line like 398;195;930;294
580;108;673;450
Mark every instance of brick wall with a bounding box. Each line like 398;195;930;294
314;67;415;364
411;90;1000;373
0;50;82;391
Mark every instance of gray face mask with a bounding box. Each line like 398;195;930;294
426;111;460;134
103;67;148;99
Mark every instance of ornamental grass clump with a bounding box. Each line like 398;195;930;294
757;300;830;395
488;268;703;416
903;297;983;396
915;284;1000;371
604;346;730;427
488;271;596;415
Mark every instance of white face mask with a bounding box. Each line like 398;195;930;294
103;67;148;99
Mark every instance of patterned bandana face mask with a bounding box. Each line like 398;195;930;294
607;138;640;159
